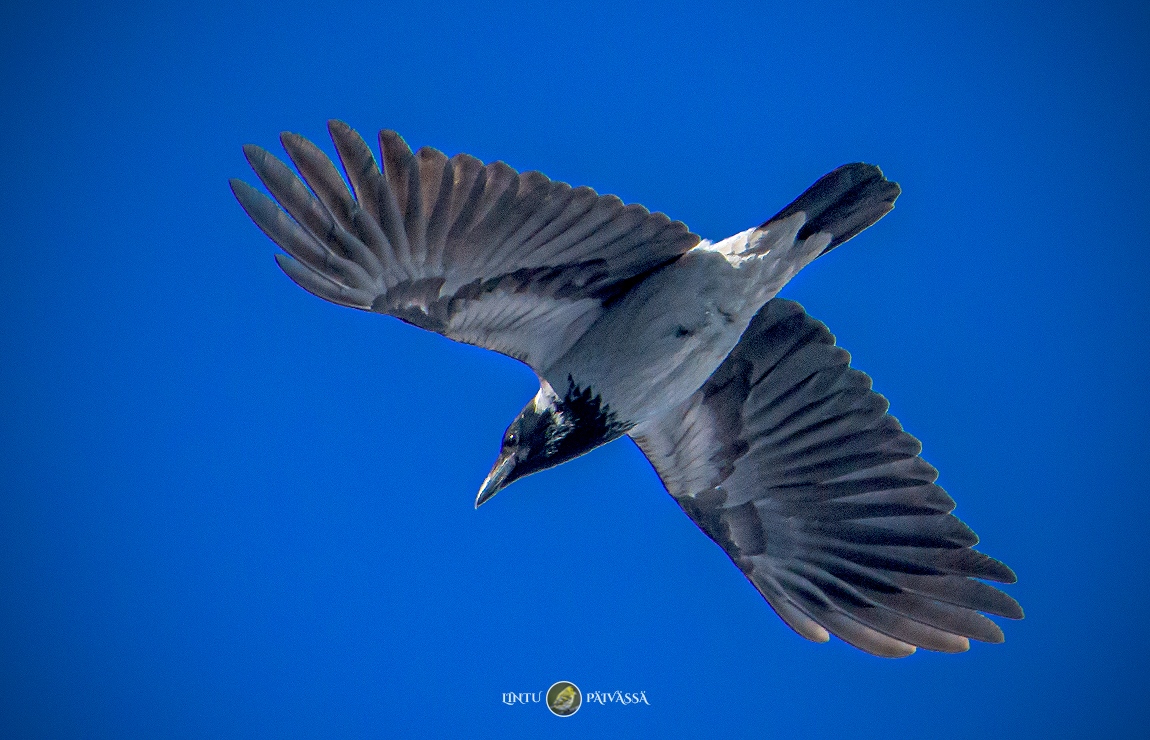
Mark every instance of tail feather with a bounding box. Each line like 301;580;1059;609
765;163;900;257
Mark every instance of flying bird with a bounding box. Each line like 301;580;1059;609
231;121;1022;657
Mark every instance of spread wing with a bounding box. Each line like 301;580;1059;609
231;121;699;371
630;298;1022;657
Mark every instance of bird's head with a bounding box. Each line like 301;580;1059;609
475;381;577;508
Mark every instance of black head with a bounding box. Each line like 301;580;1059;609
476;377;629;507
475;383;578;508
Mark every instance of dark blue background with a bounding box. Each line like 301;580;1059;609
2;1;1146;737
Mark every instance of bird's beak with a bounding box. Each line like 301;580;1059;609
476;451;516;508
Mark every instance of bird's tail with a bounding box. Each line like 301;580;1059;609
706;163;900;272
702;164;900;304
759;162;901;258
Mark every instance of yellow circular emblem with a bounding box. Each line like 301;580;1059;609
546;680;581;717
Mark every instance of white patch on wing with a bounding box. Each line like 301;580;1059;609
445;291;603;369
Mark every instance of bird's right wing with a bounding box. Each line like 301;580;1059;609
630;298;1022;657
231;121;699;373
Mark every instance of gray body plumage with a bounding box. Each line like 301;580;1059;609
551;214;828;427
232;121;1021;657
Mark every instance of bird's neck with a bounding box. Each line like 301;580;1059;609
551;375;629;458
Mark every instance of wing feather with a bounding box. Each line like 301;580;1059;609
234;122;700;371
378;129;419;274
326;121;404;281
631;298;1021;656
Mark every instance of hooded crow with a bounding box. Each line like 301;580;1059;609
231;122;1022;657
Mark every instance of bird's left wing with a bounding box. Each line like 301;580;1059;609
630;298;1022;657
231;121;699;372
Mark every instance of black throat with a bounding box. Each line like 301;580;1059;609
552;375;628;459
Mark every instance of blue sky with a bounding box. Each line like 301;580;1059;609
1;1;1147;737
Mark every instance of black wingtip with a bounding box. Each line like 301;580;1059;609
982;555;1018;585
241;142;267;167
327;119;353;136
279;130;305;150
378;129;413;160
326;120;358;154
987;587;1025;620
278;131;322;174
229;177;263;215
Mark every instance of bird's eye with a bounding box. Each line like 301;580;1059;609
506;431;518;447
